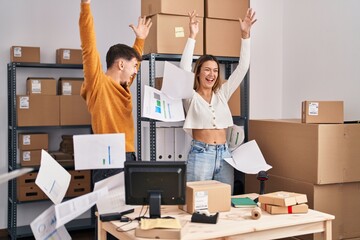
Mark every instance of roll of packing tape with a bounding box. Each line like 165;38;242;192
251;207;262;220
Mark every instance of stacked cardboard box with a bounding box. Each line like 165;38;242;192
10;46;40;63
18;133;48;167
17;172;46;201
205;0;249;57
65;170;91;198
258;191;308;215
246;119;360;239
141;0;204;55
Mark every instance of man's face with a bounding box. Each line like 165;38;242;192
120;58;138;86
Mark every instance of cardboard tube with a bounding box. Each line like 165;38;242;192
251;207;262;220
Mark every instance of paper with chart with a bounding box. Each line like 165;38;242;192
224;140;272;174
0;168;33;184
55;187;109;228
227;125;245;151
143;85;185;122
35;150;71;204
94;172;134;215
30;205;71;240
73;133;126;170
161;61;194;99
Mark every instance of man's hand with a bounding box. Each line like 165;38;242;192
81;0;90;3
239;8;257;39
129;16;153;40
188;10;199;39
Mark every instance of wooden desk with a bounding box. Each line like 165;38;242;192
98;205;334;240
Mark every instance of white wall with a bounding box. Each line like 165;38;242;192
0;0;140;229
250;0;360;120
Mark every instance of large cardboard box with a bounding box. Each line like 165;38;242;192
18;133;48;150
206;0;249;21
246;174;360;240
56;49;82;64
26;78;57;95
301;100;344;123
181;180;231;214
144;14;204;55
17;95;60;126
58;78;83;95
249;119;360;184
10;46;40;63
59;95;91;125
205;18;241;57
141;0;204;17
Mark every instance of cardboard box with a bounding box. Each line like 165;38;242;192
301;100;344;123
56;49;82;64
246;174;360;240
141;0;204;17
65;181;91;198
205;18;241;57
10;46;40;63
17;172;37;186
68;170;91;184
58;78;84;95
258;191;307;207
144;14;204;55
261;203;309;215
206;0;249;21
17;184;45;202
59;95;91;125
249;119;360;184
26;78;57;95
17;95;60;126
18;133;48;150
50;151;73;161
20;149;43;166
135;226;182;239
227;85;241;116
181;180;231;214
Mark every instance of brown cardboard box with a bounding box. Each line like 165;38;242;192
20;149;43;166
68;170;91;184
261;203;309;215
135;226;182;239
205;18;241;57
206;0;249;21
17;95;60;126
141;0;204;17
18;133;48;150
181;180;231;214
228;86;241;116
301;100;344;123
17;172;37;186
26;78;57;95
65;181;91;198
17;184;45;202
258;191;307;207
56;49;82;64
10;46;40;63
59;95;91;125
58;78;83;95
144;14;204;55
246;174;360;240
249;119;360;184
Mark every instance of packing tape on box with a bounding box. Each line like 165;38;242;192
251;207;262;220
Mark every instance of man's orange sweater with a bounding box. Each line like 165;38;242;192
79;3;144;152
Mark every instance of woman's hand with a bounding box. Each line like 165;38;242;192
239;8;257;39
188;10;199;39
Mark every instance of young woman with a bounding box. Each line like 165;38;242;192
180;9;256;193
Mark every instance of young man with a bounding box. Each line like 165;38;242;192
79;0;152;184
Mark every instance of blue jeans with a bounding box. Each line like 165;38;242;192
187;140;234;193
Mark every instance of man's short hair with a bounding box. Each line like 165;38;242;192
106;44;142;69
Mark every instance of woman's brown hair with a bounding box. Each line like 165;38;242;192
193;55;222;92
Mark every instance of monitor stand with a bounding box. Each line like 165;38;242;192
149;192;161;218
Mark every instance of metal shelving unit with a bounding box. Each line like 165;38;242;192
136;54;249;194
7;62;94;239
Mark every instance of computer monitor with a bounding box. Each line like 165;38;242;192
124;161;186;219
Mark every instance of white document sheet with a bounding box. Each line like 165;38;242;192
224;140;272;174
0;168;33;184
143;85;185;122
55;187;109;228
94;172;134;215
35;150;71;205
30;205;71;240
73;133;126;170
227;125;245;152
161;61;194;99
